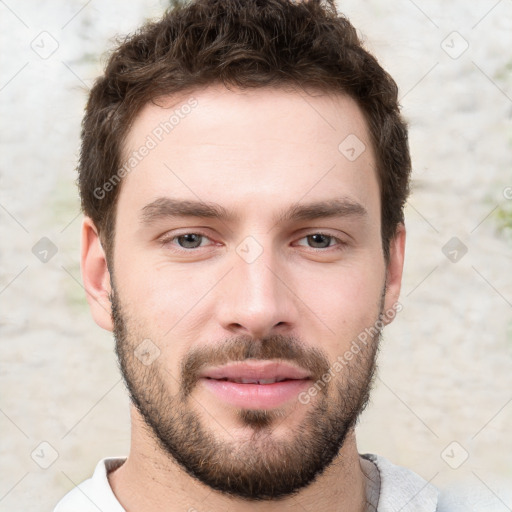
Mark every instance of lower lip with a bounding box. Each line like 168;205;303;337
200;378;311;409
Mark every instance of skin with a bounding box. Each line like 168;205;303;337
81;84;406;512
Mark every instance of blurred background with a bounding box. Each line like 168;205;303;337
0;0;511;510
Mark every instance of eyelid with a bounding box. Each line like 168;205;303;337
158;229;348;253
158;230;217;250
293;232;345;248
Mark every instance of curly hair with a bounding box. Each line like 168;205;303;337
79;0;411;264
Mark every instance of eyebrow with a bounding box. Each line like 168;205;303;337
140;196;367;227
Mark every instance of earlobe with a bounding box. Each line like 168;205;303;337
81;217;114;331
382;223;406;325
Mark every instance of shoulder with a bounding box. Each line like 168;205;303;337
362;453;440;511
53;457;127;512
365;453;512;511
437;478;512;512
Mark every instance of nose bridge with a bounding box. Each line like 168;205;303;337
239;235;279;299
219;233;297;337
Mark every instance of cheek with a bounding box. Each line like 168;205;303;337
117;261;213;336
293;263;384;345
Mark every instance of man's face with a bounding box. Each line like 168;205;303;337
101;85;401;500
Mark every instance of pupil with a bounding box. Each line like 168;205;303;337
309;234;329;248
179;234;201;248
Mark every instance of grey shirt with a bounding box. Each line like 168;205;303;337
360;453;439;511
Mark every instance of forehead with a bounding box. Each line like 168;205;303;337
124;84;372;152
118;84;379;226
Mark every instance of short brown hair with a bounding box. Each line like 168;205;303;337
79;0;411;264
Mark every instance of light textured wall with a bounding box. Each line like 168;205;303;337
0;1;511;510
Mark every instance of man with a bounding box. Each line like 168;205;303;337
54;0;443;510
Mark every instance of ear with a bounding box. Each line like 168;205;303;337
382;223;406;326
81;217;113;331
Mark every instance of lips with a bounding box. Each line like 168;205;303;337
212;377;288;384
198;360;312;383
198;361;312;409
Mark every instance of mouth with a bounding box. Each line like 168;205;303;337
205;377;293;384
198;361;312;409
199;360;311;381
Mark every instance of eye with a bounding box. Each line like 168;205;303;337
159;231;346;254
160;232;214;252
295;233;345;250
175;233;208;249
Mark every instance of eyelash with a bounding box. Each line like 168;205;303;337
158;231;347;253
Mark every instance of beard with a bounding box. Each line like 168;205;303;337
111;282;384;501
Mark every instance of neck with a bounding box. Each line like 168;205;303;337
108;406;367;512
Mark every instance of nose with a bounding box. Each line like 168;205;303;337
216;238;299;340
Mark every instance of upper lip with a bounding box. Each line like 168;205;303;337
198;361;312;382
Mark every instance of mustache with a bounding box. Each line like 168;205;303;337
180;334;331;398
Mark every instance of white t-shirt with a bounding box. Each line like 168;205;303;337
53;453;441;511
